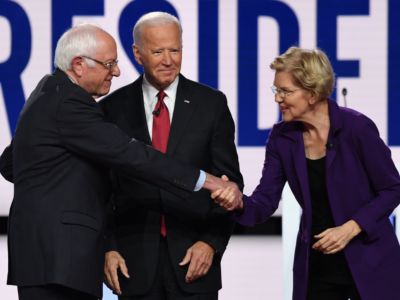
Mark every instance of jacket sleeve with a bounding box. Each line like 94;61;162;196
350;116;400;241
104;189;118;252
233;126;286;226
0;141;14;182
56;90;200;198
198;93;243;256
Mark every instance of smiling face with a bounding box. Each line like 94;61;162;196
273;71;315;122
133;22;182;90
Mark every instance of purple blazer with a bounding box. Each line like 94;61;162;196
234;100;400;300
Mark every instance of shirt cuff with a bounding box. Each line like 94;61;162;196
194;170;206;191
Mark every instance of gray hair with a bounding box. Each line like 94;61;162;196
133;12;182;47
54;24;101;71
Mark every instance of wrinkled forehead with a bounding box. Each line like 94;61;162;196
138;22;182;45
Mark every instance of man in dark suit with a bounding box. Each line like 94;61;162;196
101;12;243;300
0;24;239;300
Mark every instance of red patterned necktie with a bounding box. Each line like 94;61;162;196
152;90;170;237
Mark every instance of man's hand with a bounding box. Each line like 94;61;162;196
209;175;243;211
203;173;237;193
211;185;243;211
204;174;242;211
179;241;215;283
104;250;130;295
312;220;362;254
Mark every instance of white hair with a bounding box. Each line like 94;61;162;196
54;23;101;71
133;11;182;47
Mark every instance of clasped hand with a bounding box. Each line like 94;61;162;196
312;220;362;254
204;173;243;211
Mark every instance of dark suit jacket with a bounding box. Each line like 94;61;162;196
0;69;200;298
100;74;243;295
233;100;400;300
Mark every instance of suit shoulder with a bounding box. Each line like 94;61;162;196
270;120;300;137
33;72;90;105
100;81;138;108
339;106;377;132
182;77;226;100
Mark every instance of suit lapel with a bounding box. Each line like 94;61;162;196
167;75;197;155
291;130;312;205
325;133;337;170
326;100;343;170
123;77;151;145
281;123;311;208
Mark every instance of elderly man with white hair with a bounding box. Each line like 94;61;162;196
0;24;240;300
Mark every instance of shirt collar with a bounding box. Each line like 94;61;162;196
142;75;180;103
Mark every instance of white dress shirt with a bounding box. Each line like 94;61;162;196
141;75;205;190
142;75;179;140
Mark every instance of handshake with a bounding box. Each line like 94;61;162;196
204;173;243;211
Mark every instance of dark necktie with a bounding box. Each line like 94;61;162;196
152;90;170;237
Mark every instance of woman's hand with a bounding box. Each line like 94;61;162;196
211;186;243;211
211;175;243;211
312;220;362;254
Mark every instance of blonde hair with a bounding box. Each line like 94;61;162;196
270;47;335;101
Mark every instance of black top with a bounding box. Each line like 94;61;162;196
307;157;354;284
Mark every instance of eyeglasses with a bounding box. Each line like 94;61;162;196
81;56;119;70
271;85;302;98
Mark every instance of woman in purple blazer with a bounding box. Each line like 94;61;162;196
214;47;400;300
